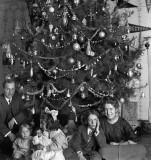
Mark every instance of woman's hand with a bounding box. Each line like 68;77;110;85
128;140;137;145
95;119;100;135
77;152;86;160
110;142;119;145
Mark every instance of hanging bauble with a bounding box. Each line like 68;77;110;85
41;38;45;43
119;18;127;26
72;78;75;83
72;34;77;40
19;86;24;93
77;61;81;68
141;92;145;98
110;40;119;48
52;69;58;74
68;57;75;64
120;98;125;103
73;42;80;51
99;31;106;39
136;63;142;69
120;43;129;52
26;95;30;101
122;35;128;41
31;107;35;114
74;0;80;6
30;67;34;77
42;11;47;17
22;94;25;99
49;6;55;13
82;18;87;26
128;70;133;77
86;40;91;56
78;35;85;44
72;14;77;20
89;51;95;57
145;42;150;49
67;89;71;97
80;85;84;91
135;71;141;77
51;35;56;40
81;92;86;99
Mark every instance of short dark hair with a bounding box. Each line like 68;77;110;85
104;97;119;109
3;78;16;88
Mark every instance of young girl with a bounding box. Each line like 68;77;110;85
31;108;68;160
12;123;33;160
100;98;147;160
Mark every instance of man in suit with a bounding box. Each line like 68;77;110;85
0;78;32;156
64;109;106;160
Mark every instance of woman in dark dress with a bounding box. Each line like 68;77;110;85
100;98;147;160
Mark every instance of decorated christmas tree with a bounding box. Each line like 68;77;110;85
3;0;143;114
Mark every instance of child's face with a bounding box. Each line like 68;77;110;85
21;127;30;139
36;129;42;137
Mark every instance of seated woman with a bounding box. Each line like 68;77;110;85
64;109;106;160
100;98;147;160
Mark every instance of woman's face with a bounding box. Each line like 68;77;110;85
105;103;118;120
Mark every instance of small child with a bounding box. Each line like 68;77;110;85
31;108;68;160
12;123;33;160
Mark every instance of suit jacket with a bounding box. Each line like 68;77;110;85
0;92;31;140
70;124;106;155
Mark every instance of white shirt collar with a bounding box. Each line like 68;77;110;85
87;127;92;135
5;97;12;104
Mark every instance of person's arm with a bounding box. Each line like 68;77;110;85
122;118;138;143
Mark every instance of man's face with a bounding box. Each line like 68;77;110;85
4;82;15;99
88;114;98;130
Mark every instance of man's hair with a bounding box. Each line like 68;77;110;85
3;78;16;88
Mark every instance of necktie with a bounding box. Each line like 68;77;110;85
88;130;93;142
8;99;11;105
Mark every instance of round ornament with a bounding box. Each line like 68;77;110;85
120;98;125;103
73;43;80;51
128;70;133;77
78;36;85;44
52;69;58;74
49;6;55;13
99;31;106;39
136;63;142;69
145;42;150;49
110;40;119;48
68;57;75;64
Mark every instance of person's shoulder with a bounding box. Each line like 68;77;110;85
78;124;87;131
99;115;107;121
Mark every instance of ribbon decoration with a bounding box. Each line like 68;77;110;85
128;23;151;33
145;0;151;13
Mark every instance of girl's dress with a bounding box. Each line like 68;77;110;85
13;136;33;159
31;129;68;160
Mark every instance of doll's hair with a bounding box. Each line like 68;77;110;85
43;113;62;131
19;123;32;136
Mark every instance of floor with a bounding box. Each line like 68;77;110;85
139;134;151;159
0;134;151;160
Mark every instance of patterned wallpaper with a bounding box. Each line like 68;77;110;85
0;0;30;94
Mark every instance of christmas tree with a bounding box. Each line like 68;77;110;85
6;0;143;114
